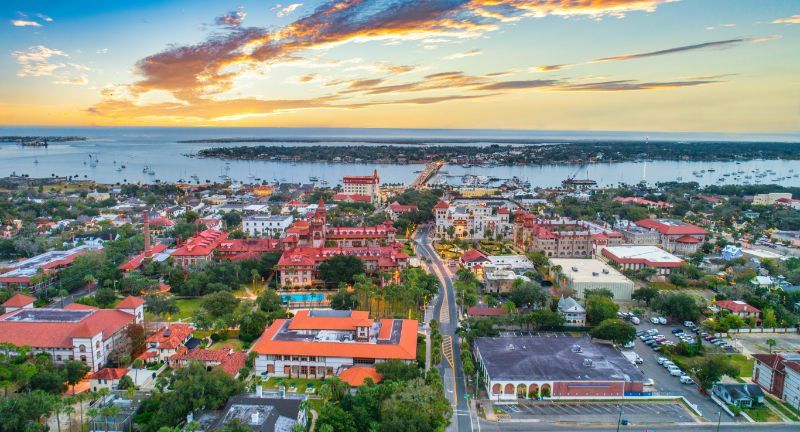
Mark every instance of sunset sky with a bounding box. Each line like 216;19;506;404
1;0;798;133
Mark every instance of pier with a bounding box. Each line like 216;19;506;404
410;160;445;189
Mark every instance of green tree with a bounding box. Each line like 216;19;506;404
238;310;269;342
318;255;365;287
693;355;739;390
766;338;777;354
509;280;547;308
585;295;619;326
375;360;420;383
652;292;701;322
256;289;283;313
65;360;90;395
200;291;240;319
631;286;659;306
317;405;357;432
330;287;359;310
590;319;636;344
380;377;452;432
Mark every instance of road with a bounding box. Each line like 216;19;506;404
415;225;474;432
476;421;799;431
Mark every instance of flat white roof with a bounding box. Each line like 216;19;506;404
487;255;534;268
551;258;632;284
604;245;683;264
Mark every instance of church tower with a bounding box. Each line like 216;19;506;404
310;199;327;248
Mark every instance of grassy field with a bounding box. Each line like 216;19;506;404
728;354;754;378
744;404;781;422
209;338;245;350
172;298;202;320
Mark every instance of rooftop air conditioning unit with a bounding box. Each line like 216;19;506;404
572;267;578;272
602;268;610;274
571;344;582;353
583;359;593;367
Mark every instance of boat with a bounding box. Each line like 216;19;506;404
562;177;597;188
309;176;319;182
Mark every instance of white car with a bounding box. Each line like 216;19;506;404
680;375;695;384
663;361;675;369
643;378;655;386
623;341;635;349
658;317;668;325
669;368;683;377
684;321;695;327
657;357;668;365
650;317;660;324
647;329;659;335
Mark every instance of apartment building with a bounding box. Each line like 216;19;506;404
341;170;382;205
633;218;708;254
434;199;511;239
242;214;294;237
513;216;624;258
752;353;800;409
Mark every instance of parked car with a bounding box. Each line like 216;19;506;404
630;317;640;325
679;375;695;384
650;317;660;324
658;317;667;325
655;337;667;343
623;341;635;349
647;329;659;335
669;368;683;377
663;361;675;368
657;357;668;365
684;321;695;327
644;378;655;386
672;329;684;334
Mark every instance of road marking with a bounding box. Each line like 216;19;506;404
443;335;455;368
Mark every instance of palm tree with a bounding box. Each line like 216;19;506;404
766;338;777;354
86;408;98;431
501;301;517;315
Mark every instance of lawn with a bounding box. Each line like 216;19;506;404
744;404;781;422
766;395;800;421
172;298;202;320
728;354;754;378
209;338;245;350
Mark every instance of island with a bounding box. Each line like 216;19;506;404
191;141;800;165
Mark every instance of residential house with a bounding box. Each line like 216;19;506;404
141;323;194;363
90;368;129;392
714;300;761;325
712;383;765;408
557;296;586;327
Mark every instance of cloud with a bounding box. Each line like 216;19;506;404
215;10;247;29
773;14;800;24
557;79;721;92
443;48;482;60
36;13;53;22
12;45;69;77
535;37;776;72
275;3;303;17
96;48;109;54
479;79;559;90
11;20;41;27
53;75;89;86
91;0;679;120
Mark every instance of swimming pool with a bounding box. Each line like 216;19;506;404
280;293;325;303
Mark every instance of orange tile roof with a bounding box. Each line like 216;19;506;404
65;303;99;310
377;319;394;340
338;366;382;386
115;296;145;309
145;323;194;350
288;310;373;331
2;293;36;307
91;368;129;380
0;309;135;348
252;318;417;361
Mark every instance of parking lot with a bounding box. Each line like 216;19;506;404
497;401;695;424
728;331;800;356
628;319;740;423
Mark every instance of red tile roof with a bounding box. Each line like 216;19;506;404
172;229;227;257
252;318;417;360
460;248;488;264
388;201;418;213
65;303;99;310
118;243;169;271
715;300;761;314
332;193;372;203
0;309;135;348
288;310;373;331
145;323;194;350
675;235;701;244
115;296;145;309
635;219;708;235
91;368;128;381
2;293;36;308
170;348;247;376
338;366;382;386
466;307;507;317
433;200;449;209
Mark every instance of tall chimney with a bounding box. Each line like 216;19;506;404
143;210;152;257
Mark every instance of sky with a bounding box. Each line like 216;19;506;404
0;0;798;133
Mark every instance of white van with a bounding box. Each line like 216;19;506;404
669;368;683;377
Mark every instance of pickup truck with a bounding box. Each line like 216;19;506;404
622;351;643;365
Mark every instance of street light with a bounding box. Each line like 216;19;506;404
716;411;722;432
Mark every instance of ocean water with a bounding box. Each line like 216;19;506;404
0;126;798;187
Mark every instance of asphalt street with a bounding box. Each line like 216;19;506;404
416;225;474;432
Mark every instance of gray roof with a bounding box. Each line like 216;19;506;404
475;335;644;383
557;296;585;313
209;396;302;432
714;383;764;401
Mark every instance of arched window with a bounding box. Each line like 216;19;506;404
79;345;86;352
491;384;501;394
504;383;515;394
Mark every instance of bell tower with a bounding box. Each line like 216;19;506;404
311;199;327;248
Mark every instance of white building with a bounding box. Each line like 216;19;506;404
434;199;511;239
252;310;416;378
752;193;792;206
601;245;684;275
0;297;145;372
557;296;586;326
551;258;635;300
243;214;294;237
341;170;382;205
